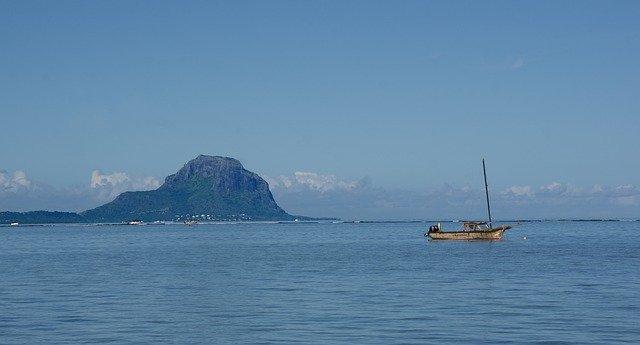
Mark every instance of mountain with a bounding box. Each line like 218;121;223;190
81;155;297;222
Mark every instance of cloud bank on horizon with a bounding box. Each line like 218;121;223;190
1;169;638;220
0;169;161;212
266;172;639;220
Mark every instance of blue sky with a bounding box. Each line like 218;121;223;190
1;1;639;219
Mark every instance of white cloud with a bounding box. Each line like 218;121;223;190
500;182;639;200
91;170;130;188
580;184;638;198
502;185;534;197
614;184;637;196
90;170;161;202
607;185;639;207
540;182;565;194
537;182;583;199
266;171;366;193
591;184;605;193
0;170;34;192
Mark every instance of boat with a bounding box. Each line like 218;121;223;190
184;219;198;225
127;220;144;225
427;221;511;240
426;159;513;240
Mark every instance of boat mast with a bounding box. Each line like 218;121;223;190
482;159;492;228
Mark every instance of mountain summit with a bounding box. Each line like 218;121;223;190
82;155;295;222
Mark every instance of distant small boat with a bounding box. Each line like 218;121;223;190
127;220;144;225
184;220;198;225
426;159;515;240
10;222;19;226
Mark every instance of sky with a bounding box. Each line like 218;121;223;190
1;1;639;220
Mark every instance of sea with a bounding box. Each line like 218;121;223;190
1;221;639;344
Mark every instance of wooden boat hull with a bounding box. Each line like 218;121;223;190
427;226;510;240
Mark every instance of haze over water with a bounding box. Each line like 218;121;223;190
2;221;638;344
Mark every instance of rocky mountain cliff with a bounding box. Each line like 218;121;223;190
81;155;296;222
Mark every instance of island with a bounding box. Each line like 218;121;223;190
1;155;306;224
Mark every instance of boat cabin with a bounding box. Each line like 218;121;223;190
461;221;490;231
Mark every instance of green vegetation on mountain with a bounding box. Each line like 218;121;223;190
0;211;84;224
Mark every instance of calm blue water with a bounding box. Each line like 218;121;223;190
1;221;639;344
